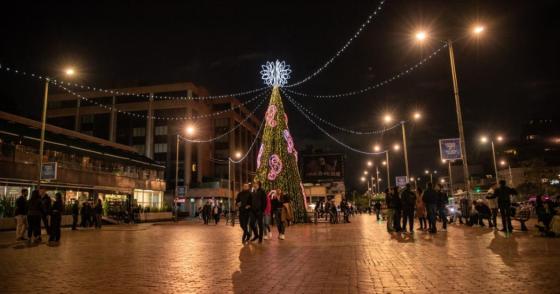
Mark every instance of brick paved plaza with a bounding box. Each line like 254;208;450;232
1;215;559;293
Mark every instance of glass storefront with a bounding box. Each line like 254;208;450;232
133;189;163;209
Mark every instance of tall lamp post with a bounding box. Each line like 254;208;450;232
500;160;513;186
37;67;76;189
382;112;422;181
480;135;503;185
228;151;242;226
175;125;196;204
415;25;485;196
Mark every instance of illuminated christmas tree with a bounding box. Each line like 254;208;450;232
255;61;307;223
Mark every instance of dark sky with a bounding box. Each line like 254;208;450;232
1;0;558;191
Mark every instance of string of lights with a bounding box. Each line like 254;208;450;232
178;98;266;143
0;63;270;101
283;91;386;156
285;43;447;98
230;118;265;164
284;90;402;135
286;0;387;88
57;83;269;121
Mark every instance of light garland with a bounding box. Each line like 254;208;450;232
57;83;269;121
285;91;403;135
229;117;266;164
285;44;447;98
286;0;387;88
0;63;270;101
179;97;266;143
283;91;387;156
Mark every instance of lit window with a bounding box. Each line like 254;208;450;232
155;126;168;136
154;143;168;153
133;128;146;137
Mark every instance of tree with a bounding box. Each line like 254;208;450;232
255;87;307;222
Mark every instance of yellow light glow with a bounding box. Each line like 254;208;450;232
480;136;488;143
383;114;393;124
374;145;381;152
361;177;366;182
473;25;485;34
185;126;195;136
413;112;422;120
65;68;75;76
497;135;503;142
234;151;242;159
367;161;373;166
382;161;387;166
393;144;400;151
415;31;427;41
364;171;368;175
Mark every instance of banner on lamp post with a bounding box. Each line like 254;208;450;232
439;138;463;161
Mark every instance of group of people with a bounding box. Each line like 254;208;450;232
314;198;353;224
14;189;63;244
14;188;105;244
236;181;294;244
384;182;449;234
199;201;223;225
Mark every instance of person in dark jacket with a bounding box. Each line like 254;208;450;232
374;200;382;221
202;201;211;225
423;183;439;233
400;184;416;233
271;189;286;239
385;188;394;232
94;198;103;228
250;181;267;243
391;187;402;232
236;184;252;244
493;180;517;232
49;193;64;243
27;190;43;243
340;198;350;223
80;202;88;227
40;190;52;235
15;189;28;241
474;199;492;227
71;200;79;230
436;184;448;231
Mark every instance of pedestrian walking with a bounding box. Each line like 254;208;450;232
263;190;273;240
271;189;286;240
27;190;43;243
49;193;63;244
385;188;394;232
213;204;222;225
15;189;28;241
436;184;448;232
40;190;52;235
236;183;252;244
374;200;382;221
392;187;402;232
486;186;499;229
416;187;427;231
94;198;103;228
340;197;350;223
250;181;267;243
493;180;517;233
423;183;439;233
459;195;471;225
400;184;416;233
71;199;79;230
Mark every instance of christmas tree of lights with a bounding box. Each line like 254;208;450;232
255;61;307;223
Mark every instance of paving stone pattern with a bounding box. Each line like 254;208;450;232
0;215;559;293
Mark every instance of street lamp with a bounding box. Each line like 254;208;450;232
499;159;514;186
373;144;381;152
424;169;436;183
480;135;503;185
383;114;393;124
175;126;197;203
367;160;373;167
414;25;485;197
228;150;243;225
37;67;77;189
383;111;422;182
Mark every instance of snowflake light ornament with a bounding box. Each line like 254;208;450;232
260;60;292;87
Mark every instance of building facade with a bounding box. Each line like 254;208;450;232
46;82;260;211
0;111;166;209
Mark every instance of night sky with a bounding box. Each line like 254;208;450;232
1;1;558;191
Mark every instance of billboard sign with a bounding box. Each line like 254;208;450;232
301;154;344;180
41;162;57;181
395;176;408;188
439;138;463;161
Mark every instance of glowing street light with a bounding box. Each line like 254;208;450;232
185;126;196;136
364;170;369;175
383;114;393;124
497;135;504;142
65;67;76;76
234;151;242;159
480;135;502;185
415;31;427;41
361;176;366;182
367;160;373;167
374;145;381;152
500;160;506;166
480;136;488;143
473;25;485;35
413;112;422;120
393;144;400;151
382;161;387;166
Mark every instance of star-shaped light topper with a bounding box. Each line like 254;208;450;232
260;60;291;87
